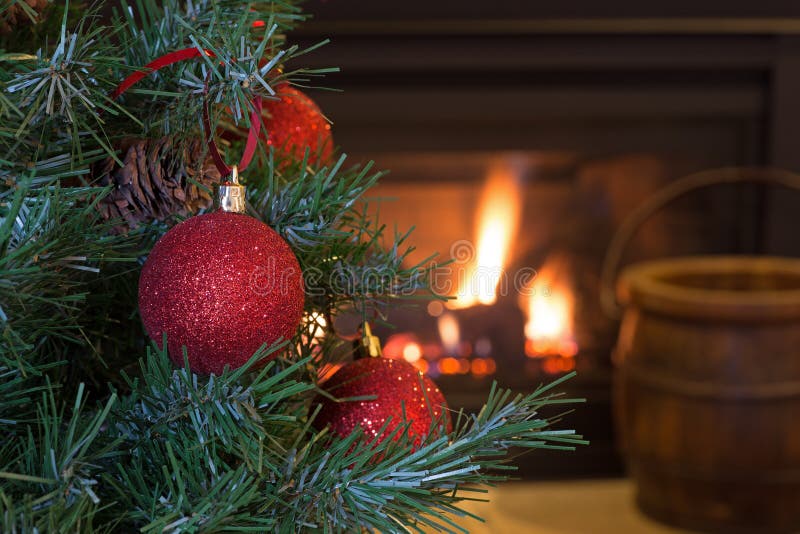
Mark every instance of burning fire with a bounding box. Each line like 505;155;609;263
449;160;523;308
520;254;578;366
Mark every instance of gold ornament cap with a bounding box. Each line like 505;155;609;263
354;321;383;359
214;165;246;213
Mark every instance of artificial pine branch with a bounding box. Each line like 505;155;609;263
1;336;584;532
0;181;141;370
272;376;585;533
110;340;314;449
246;151;384;248
1;0;318;180
108;347;583;533
0;383;120;533
4;5;127;166
102;341;315;531
0;0;52;35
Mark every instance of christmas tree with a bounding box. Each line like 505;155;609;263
0;1;585;531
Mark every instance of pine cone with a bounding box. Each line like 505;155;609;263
94;137;221;232
0;0;50;34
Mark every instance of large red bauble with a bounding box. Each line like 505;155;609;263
138;211;304;375
313;358;451;448
263;84;333;167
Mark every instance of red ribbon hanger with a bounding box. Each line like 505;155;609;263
111;47;263;176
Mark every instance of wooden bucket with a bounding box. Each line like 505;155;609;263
602;168;800;533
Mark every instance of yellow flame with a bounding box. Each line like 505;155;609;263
450;160;523;308
437;312;461;355
520;255;578;358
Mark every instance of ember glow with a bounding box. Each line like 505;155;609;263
449;160;523;308
520;255;578;362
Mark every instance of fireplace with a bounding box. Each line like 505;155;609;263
356;150;761;477
297;1;800;477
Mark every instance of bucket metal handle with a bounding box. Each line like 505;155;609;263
600;166;800;318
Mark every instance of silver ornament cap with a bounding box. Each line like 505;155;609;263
214;165;246;213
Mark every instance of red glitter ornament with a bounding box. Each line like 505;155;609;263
138;210;304;375
313;358;451;448
263;84;333;167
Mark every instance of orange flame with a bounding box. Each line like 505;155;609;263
520;254;578;360
449;160;523;308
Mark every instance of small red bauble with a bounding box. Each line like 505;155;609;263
263;84;333;167
313;358;451;448
138;211;304;375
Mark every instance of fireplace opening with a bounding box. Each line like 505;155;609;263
358;150;762;478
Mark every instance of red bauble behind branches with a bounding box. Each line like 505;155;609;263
138;211;304;375
313;358;451;449
263;84;333;168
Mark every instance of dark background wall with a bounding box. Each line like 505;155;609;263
296;1;800;255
